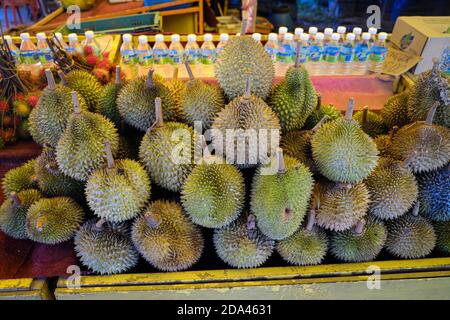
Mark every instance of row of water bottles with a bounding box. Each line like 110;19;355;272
264;26;388;75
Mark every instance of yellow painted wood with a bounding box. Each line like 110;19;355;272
0;279;53;300
27;7;64;31
0;278;34;292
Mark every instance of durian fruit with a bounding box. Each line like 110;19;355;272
117;69;178;132
131;200;204;272
139;98;194;192
74;218;139;275
213;213;275;268
86;142;151;223
434;221;450;255
215;25;274;100
417;164;450;221
381;90;410;128
277;211;328;266
181;149;244;228
0;189;42;239
365;158;418;220
182;62;225;129
97;66;123;128
315;181;370;231
311;98;379;183
374;126;399;159
34;145;84;197
64;69;102;111
56;92;119;181
407;59;449;128
386;203;436;259
389;103;450;173
303;95;341;130
353;106;388;137
330;217;387;262
251;150;314;240
211;75;280;168
2;159;37;195
268;49;318;131
26;197;85;244
27;110;47;146
166;67;185;122
28;70;87;147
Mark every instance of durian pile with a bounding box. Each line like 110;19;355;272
1;34;449;276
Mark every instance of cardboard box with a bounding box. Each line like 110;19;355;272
391;16;450;74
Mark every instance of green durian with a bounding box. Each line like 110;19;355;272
373;126;399;159
330;217;387;262
85;142;151;223
74;219;139;275
213;213;275;268
251;151;314;240
311;98;379;183
303;96;341;130
131;200;204;272
26;197;85;244
389;104;450;173
386;203;436;259
139;98;194;192
27;109;47;145
97;66;123;128
353;106;388;137
181;154;244;228
117;69;177;132
407;59;449;127
2;159;37;195
268;62;318;131
434;221;450;255
182;63;225;129
276;211;328;266
28;71;88;147
65;69;102;111
365;158;418;220
215;35;274;100
56;93;119;181
0;189;42;239
166;67;186;121
381;90;410;128
315;181;370;231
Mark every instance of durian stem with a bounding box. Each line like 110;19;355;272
95;218;106;230
316;95;322;111
115;65;121;87
337;183;353;190
104;141;115;169
246;214;256;231
35;215;47;232
57;70;67;86
389;126;399;142
362;106;369;124
145;213;162;228
71;91;81;114
172;66;179;80
147;69;155;88
354;219;366;235
45;163;60;175
276;148;286;173
10;192;20;207
244;74;251;99
311;115;329;132
241;18;248;35
295;41;302;68
45;69;56;90
184;61;195;81
154;97;164;128
30;175;39;185
431;57;440;73
345;97;355;120
306;211;316;231
412;202;420;216
425;102;439;125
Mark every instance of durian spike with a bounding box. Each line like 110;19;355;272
10;192;20;207
295;41;302;68
425;101;439;125
311;115;330;132
35;215;47;232
412;202;420;216
354;218;366;235
361;106;369;124
154;97;163;128
172;66;179;80
244;74;251;99
241;17;248;35
316;95;322;111
71;91;81;114
246;214;256;230
45;69;56;90
306;210;316;231
95;218;106;230
115;65;121;87
45;163;60;175
276;148;286;174
104;141;115;169
345;97;355;120
147;69;155;88
57;70;67;86
184;61;195;81
389;126;399;142
145;212;162;228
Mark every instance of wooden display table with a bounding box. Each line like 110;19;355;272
0;278;52;300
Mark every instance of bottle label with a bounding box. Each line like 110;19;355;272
324;46;339;63
201;49;215;65
354;44;369;62
153;48;168;64
277;44;295;63
298;46;309;63
370;45;387;63
20;51;38;64
38;49;53;63
137;50;152;66
339;44;354;63
169;49;183;64
122;49;137;65
309;45;322;62
185;48;199;64
265;47;278;61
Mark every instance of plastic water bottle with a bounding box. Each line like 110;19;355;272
308;26;318;42
83;31;101;57
18;33;39;78
185;34;200;64
201;33;216;64
309;32;324;75
278;32;295;64
323;33;340;75
324;28;333;44
297;33;310;65
339;33;355;75
352;27;362;42
264;32;278;62
294;27;303;43
36;33;53;67
3;35;20;64
278;26;288;48
369;32;388;74
136;35;152;67
153;34;169;65
252;33;262;44
354;32;371;75
216;33;229;57
120;34;137;65
67;33;83;56
337;26;347;43
169;34;184;65
54;32;68;50
368;27;378;44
